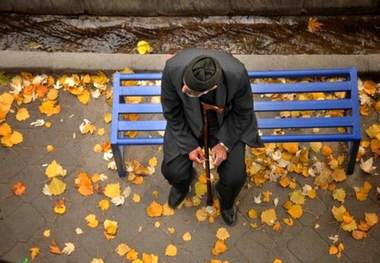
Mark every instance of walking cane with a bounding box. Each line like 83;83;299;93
200;102;224;207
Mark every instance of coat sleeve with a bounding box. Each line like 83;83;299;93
215;68;254;150
161;64;199;155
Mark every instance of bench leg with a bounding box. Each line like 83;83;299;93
346;140;360;175
111;144;126;177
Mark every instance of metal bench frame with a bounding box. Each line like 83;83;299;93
111;67;361;178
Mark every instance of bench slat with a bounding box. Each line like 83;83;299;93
255;99;352;111
117;99;353;114
248;68;352;78
119;86;161;96
114;133;355;145
117;116;353;131
251;81;350;94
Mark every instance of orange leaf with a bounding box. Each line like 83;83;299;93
49;242;62;254
12;182;26;196
146;201;163;217
76;172;94;196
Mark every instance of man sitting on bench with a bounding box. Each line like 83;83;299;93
160;48;263;226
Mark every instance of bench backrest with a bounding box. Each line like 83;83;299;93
111;67;360;146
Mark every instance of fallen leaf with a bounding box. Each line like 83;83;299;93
307;17;323;33
53;199;66;215
261;208;277;226
76;172;94;196
12;181;26;196
212;240;227;256
30;247;40;261
46;145;54;152
248;208;257;219
287;204;303;219
39;100;61;116
0;92;14;121
104;183;121;198
90;258;104;263
289;190;305;205
47;178;66;196
331;169;346;182
43;229;51;237
115;243;130;256
104;112;112;124
85;214;99;228
146;201;163;217
216;228;230;241
62;242;75;255
16;108;30;121
98;199;110;211
332;205;347;222
126;249;138;261
165;244;177;257
49;241;62;254
45;160;67;178
78;89;90;104
333;188;346;202
360;158;377;174
137;40;152;54
104;219;118;239
182;232;192;241
365;213;378;227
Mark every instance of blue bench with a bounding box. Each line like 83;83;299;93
111;67;361;178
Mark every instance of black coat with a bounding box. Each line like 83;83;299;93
161;48;264;163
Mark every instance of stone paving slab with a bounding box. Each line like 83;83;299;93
0;77;380;263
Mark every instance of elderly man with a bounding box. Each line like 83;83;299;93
160;48;263;226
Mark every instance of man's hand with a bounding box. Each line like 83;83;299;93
211;143;227;167
188;146;205;164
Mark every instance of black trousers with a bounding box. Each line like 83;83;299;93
161;134;247;209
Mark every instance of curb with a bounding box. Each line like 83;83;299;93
0;51;379;73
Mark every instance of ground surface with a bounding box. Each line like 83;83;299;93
0;72;380;263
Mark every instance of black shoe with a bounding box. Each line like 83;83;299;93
215;184;238;226
168;186;188;209
220;206;237;226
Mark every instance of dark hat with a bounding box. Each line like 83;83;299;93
183;55;222;92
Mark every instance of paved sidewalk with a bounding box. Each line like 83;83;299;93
0;73;380;263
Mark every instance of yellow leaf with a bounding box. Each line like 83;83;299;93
366;124;380;140
48;178;66;196
309;142;322;153
132;193;141;203
78;89;90;104
262;191;272;202
104;112;112;124
0;92;14;121
137;40;152;54
126;249;138;261
0;123;12;136
362;80;377;96
333;188;346;202
331;205;346;222
287;204;303;219
195;207;208;222
104;183;121;198
273;259;283;263
43;229;51;238
165;244;177;257
216;227;230;240
115;243;130;256
289;190;305;205
211;240;227;256
45;160;67;178
182;232;192;241
46;145;54;152
341;215;357;232
39;100;61;116
355;181;372;201
16;107;30;121
85;214;99;228
282;142;299;154
261;208;277;226
162;203;175;216
321;145;333;156
30;247;40;260
98;199;110;211
283;217;294;226
142;253;159;263
331;169;346;182
104;219;118;239
90;258;104;263
365;213;378;227
97;128;105;136
248;208;257;219
148;156;158;168
53;199;66;215
195;181;207;197
47;88;59;100
146;201;163;217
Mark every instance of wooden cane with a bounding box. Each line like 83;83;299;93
200;102;224;206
